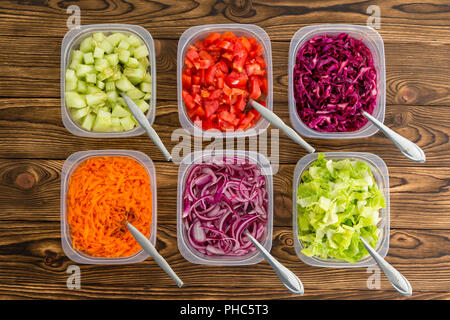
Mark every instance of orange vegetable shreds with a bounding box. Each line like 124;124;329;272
67;156;152;258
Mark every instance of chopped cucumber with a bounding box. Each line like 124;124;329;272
135;99;150;113
120;116;135;131
81;113;95;131
83;52;94;65
65;69;78;91
112;105;131;117
124;67;145;85
93;47;105;59
93;32;105;42
128;35;141;47
71;107;90;121
140;82;151;93
99;39;114;54
65;31;152;132
80;36;94;53
126;87;145;100
85;73;97;83
86;92;107;106
105;81;115;92
65;92;86;108
133;45;149;59
115;76;135;92
105;53;119;66
92;109;112;131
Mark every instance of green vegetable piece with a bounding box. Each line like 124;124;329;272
124;67;145;85
126;57;140;69
105;53;119;67
106;90;119;103
85;73;97;84
99;39;114;54
92;109;112;132
65;69;78;91
118;39;130;50
126;87;144;100
76;80;88;93
112;105;131;117
93;46;105;59
140;82;151;93
115;76;135;92
106;33;124;47
128;34;142;47
94;58;109;72
135;99;149;113
97;80;105;90
75;64;94;77
92;32;105;42
65;92;86;109
120;115;136;131
118;48;131;65
105;81;115;92
71;107;90;121
133;45;149;59
83;52;94;65
80;36;94;53
85;92;107;106
81;113;95;131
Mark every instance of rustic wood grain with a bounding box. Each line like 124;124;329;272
0;160;449;230
0;0;449;43
0;223;448;299
0;0;448;300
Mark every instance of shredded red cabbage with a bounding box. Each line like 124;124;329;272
182;157;268;257
293;33;377;132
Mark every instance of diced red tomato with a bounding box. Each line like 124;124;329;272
182;31;267;132
204;32;221;45
249;76;261;100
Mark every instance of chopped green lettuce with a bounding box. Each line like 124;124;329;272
297;153;385;263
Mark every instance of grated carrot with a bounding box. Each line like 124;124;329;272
67;156;152;258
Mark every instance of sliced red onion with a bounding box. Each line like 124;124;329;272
183;157;269;257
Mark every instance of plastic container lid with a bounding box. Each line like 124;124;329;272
61;24;157;138
288;24;386;139
60;150;157;264
177;24;273;138
292;152;390;268
177;149;274;266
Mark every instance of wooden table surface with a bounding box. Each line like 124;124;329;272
0;0;449;300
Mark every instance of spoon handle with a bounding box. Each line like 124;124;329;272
126;222;183;288
362;111;425;163
122;93;172;162
360;238;412;296
246;232;304;295
249;100;315;154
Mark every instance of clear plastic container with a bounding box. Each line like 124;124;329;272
177;149;274;266
292;152;390;268
288;24;386;139
60;150;157;264
61;24;157;138
177;24;273;138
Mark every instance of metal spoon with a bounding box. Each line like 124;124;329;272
245;231;304;295
362;111;425;163
360;237;412;296
248;99;315;154
121;93;172;161
126;221;183;288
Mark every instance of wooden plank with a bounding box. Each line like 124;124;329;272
0;160;448;229
0;0;449;43
0;36;449;106
0;223;448;299
0;99;447;166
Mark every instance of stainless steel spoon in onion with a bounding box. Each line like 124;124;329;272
245;231;304;296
